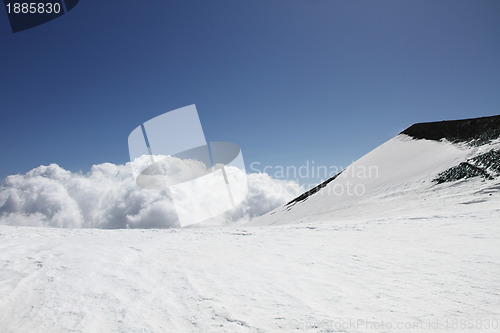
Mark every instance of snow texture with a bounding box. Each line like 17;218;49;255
0;215;499;332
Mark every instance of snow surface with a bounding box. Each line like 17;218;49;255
1;215;499;332
1;135;499;332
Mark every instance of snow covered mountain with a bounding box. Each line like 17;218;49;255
249;115;500;226
0;116;499;332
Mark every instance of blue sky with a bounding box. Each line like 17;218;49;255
1;0;499;184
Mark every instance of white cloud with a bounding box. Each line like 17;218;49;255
0;161;303;229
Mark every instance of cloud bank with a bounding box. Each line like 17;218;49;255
0;162;303;229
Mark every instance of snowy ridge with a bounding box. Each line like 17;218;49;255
401;114;500;144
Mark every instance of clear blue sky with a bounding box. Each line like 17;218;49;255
1;0;499;183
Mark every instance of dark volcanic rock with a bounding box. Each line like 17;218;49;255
286;171;343;207
401;115;500;145
434;162;493;184
472;149;500;174
434;149;500;184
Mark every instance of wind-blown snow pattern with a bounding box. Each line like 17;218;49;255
1;216;499;332
1;116;499;332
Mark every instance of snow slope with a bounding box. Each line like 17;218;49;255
249;134;500;226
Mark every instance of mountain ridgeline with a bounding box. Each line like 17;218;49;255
401;115;500;145
285;115;500;207
400;115;500;183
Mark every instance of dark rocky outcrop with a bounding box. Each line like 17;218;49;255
285;171;343;207
401;115;500;145
434;149;500;184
